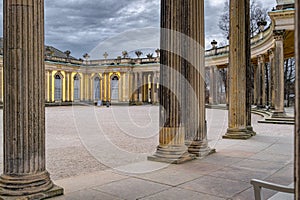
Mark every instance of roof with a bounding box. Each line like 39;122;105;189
45;46;77;60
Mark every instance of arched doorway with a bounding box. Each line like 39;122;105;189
111;75;119;101
94;76;101;100
54;73;63;101
74;74;80;101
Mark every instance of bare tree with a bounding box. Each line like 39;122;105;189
218;0;269;38
284;58;296;107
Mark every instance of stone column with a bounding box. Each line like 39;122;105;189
153;71;159;103
0;0;63;198
0;68;4;103
226;65;230;106
295;0;300;196
148;0;195;163
268;49;275;109
256;58;262;107
253;64;258;105
257;55;266;108
272;30;286;118
209;66;218;105
246;15;255;135
223;0;253;139
185;0;214;157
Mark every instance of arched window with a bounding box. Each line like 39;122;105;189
74;74;80;100
111;76;119;101
94;76;101;100
54;74;62;101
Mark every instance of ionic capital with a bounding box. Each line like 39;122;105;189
273;30;286;41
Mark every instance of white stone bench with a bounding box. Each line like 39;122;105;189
250;179;294;200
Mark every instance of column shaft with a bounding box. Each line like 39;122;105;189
148;0;195;163
209;67;218;105
295;0;300;197
0;68;4;103
186;0;214;157
272;30;286;117
0;0;63;197
268;49;275;109
223;0;253;139
253;65;258;105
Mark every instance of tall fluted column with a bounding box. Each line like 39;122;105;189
148;0;195;163
223;0;253;139
295;0;300;197
0;0;63;198
268;49;275;109
0;68;4;103
253;64;258;105
272;30;286;118
209;66;218;105
186;0;214;157
153;71;159;104
257;55;266;108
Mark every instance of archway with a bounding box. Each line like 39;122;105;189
74;74;81;101
94;76;101;100
111;75;119;101
54;72;63;101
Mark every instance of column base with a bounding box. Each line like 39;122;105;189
186;141;216;158
223;128;253;140
0;171;63;199
271;111;286;118
0;185;63;200
148;145;195;164
246;126;256;136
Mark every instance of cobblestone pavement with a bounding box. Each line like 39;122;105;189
0;106;295;199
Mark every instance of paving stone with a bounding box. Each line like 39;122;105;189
93;178;171;200
50;189;123;200
179;175;251;198
234;159;287;173
209;166;270;182
141;188;225;200
54;171;128;194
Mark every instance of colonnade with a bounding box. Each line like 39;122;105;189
1;0;300;199
207;29;291;119
43;69;159;104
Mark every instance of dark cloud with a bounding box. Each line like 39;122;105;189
0;0;275;58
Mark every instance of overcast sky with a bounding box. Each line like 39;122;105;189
0;0;277;59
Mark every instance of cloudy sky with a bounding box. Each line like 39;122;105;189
0;0;277;59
